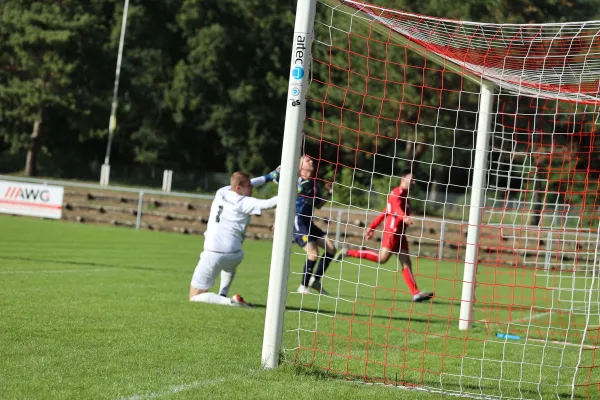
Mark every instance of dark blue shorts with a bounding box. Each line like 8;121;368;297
293;216;326;247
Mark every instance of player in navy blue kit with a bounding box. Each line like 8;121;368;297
294;155;337;295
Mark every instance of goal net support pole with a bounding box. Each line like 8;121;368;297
459;83;495;331
261;0;317;370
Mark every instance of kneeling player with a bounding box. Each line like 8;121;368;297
189;168;279;306
334;170;433;302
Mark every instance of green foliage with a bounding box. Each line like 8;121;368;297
167;0;295;173
0;1;112;164
0;0;598;218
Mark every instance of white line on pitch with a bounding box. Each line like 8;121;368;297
0;269;111;274
528;338;598;350
476;310;552;327
118;378;227;400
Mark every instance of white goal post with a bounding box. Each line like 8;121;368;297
261;0;318;369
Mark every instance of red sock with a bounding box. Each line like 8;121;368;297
402;268;419;295
347;249;380;262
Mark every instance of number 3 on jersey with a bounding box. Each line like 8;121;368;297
216;205;224;223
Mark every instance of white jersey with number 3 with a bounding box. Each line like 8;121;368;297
203;185;277;253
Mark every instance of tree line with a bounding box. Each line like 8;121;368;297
1;0;598;214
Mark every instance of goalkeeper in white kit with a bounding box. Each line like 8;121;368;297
189;167;280;307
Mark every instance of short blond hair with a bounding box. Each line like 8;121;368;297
230;171;250;187
298;155;311;170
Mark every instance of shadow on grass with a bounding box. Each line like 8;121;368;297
352;295;558;316
250;301;443;324
0;255;179;273
284;304;441;325
352;295;461;307
281;362;349;381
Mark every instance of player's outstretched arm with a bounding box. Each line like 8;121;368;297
365;211;385;239
250;166;280;188
240;195;278;216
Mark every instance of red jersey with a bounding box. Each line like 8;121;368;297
369;186;411;234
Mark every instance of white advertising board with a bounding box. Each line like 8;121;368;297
0;180;64;219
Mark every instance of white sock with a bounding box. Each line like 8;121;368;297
189;292;233;306
218;269;237;297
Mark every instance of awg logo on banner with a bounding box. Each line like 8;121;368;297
4;186;51;202
0;180;64;219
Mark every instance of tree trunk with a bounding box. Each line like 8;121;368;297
528;174;549;226
24;114;43;177
529;147;550;227
404;140;428;170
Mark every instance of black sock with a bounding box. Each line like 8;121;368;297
302;259;317;287
314;252;335;283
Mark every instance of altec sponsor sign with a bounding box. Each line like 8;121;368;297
0;181;64;219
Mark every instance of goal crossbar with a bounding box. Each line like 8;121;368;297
325;0;600;104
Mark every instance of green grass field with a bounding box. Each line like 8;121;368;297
285;245;599;399
1;215;597;399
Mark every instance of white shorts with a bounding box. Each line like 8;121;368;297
190;250;244;290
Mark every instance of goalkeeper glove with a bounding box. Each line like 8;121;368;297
266;165;281;184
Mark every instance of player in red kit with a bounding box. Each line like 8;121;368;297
333;170;433;302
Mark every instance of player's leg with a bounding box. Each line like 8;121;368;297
299;241;320;294
218;269;236;297
343;247;393;263
398;252;420;297
189;251;251;307
189;251;220;300
218;251;244;297
309;232;336;294
397;237;433;302
335;231;395;263
293;217;319;294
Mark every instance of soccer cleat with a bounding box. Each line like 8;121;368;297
231;294;254;308
308;276;329;296
332;248;348;262
412;292;434;302
297;285;311;295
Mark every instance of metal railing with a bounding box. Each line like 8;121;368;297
0;174;454;255
0;174;214;230
4;174;595;262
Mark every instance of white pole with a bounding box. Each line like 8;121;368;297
135;191;144;230
438;220;446;260
100;164;110;186
261;0;316;369
162;170;173;192
544;209;558;270
335;210;343;247
101;0;130;186
571;222;600;393
459;83;494;331
544;229;553;270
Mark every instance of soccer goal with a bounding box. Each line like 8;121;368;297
262;1;600;398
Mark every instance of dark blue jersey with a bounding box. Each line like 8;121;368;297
295;177;328;221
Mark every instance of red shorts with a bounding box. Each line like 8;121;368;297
382;231;409;253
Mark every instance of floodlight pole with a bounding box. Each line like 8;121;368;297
261;0;316;369
101;0;130;186
459;82;494;331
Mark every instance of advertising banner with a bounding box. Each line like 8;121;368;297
0;180;64;219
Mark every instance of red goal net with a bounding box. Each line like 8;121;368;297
282;1;600;398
